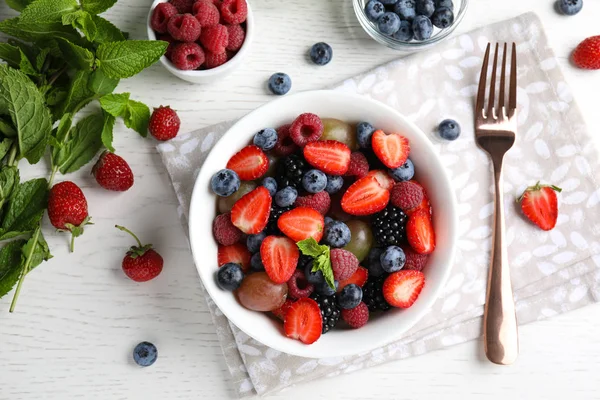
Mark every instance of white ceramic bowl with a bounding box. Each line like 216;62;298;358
189;90;458;358
147;0;254;84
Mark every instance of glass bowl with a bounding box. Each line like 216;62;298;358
353;0;469;51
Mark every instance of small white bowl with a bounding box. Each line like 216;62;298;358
189;90;458;358
147;0;254;84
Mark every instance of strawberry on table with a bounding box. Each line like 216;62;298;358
406;209;435;254
303;140;351;175
277;207;325;242
149;106;180;141
383;270;425;308
116;225;164;282
218;242;251;272
226;145;269;181
48;181;91;252
92;151;134;192
518;182;562;231
230;186;272;234
341;175;390;216
260;236;299;283
284;297;323;344
572;36;600;70
371;130;410;169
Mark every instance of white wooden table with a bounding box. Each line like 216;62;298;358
2;0;600;399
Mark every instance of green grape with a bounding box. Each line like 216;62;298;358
320;118;358;150
343;220;374;262
217;181;256;214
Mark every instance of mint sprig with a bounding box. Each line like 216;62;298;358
297;238;335;290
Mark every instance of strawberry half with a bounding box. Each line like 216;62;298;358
406;209;435;254
341;176;390;216
260;236;299;284
284;298;323;344
371;130;410;169
272;299;295;321
337;266;368;293
303;140;351;175
383;270;425;308
218;242;251;272
366;169;395;190
519;182;562;231
226;145;269;180
230;186;272;234
277;207;324;242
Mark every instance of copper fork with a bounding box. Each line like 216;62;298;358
475;43;519;365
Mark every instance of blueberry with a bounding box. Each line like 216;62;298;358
394;0;416;20
315;279;339;296
558;0;582;15
438;119;461;140
268;72;291;95
389;159;414;181
415;0;435;17
246;232;266;254
310;42;333;66
435;0;453;10
250;253;264;271
253;128;278;151
431;7;454;28
380;245;406;273
275;186;298;207
210;169;240;197
393;20;413;41
302;169;327;193
305;261;325;285
412;15;433;40
356;121;375;149
338;284;363;309
216;263;244;291
378;12;401;35
133;342;157;367
366;247;386;277
323;220;351;248
325;174;344;194
365;0;386;22
262;177;277;197
324;216;334;225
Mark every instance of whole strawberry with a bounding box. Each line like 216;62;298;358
116;225;164;282
572;36;600;70
149;106;180;141
48;181;91;252
519;182;562;231
92;151;134;191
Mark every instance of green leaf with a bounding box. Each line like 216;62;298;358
96;40;168;79
62;10;97;41
0;119;17;138
89;69;119;95
0;240;26;298
100;111;116;152
20;0;79;23
0;178;48;239
297;238;335;289
56;70;96;116
0;43;22;67
58;113;104;174
0;166;19;203
5;0;35;11
0;18;81;43
46;87;67;106
81;0;117;15
18;48;38;76
56;38;95;70
297;237;329;258
99;92;130;117
124;99;150;137
0;139;15;163
22;230;52;270
0;65;52;164
90;15;126;43
35;47;51;71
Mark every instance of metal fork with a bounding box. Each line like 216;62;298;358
475;43;519;365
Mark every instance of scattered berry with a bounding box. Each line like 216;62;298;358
341;176;390;216
394;0;416;20
390;180;425;212
356;121;375;149
365;0;385;22
212;212;242;246
216;262;244;290
149;106;181;140
372;204;407;246
380;245;406;273
226;24;245;51
204;51;228;68
383;270;425;308
272;299;295;321
401;244;428;271
337;284;363;309
92;151;134;192
558;0;583;15
193;0;220;27
325;174;344;194
302;169;328;193
230;186;272;234
371;130;410;169
389;159;415;182
219;0;248;24
393;20;414;41
250;252;264;271
337;266;369;292
116;225;164;282
290;113;324;147
431;6;454;28
199;24;229;54
341;302;369;328
218;242;251;272
133;342;158;367
572;36;600;70
294;190;331;215
378;12;401;35
438;119;461;140
415;0;435;17
261;177;277;197
323;220;351;248
261;235;299;283
310;293;341;333
275;186;298;207
366;169;394;190
310;42;333;66
246;231;266;254
253;128;278;151
171;0;194;13
211;168;240;197
151;2;178;33
519;182;562;231
412;15;433;41
167;13;201;42
284;298;323;344
287;269;315;299
345;152;369;178
330;248;359;281
48;181;91;252
226;145;269;180
268;73;292;96
278;207;324;242
406;209;436;254
273;124;297;156
303;140;351;175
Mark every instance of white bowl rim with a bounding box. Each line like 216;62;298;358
189;90;458;358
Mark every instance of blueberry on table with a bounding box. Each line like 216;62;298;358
338;284;363;309
431;6;454;28
558;0;583;15
394;0;416;20
438;118;461;140
268;72;292;95
302;169;328;193
380;245;406;273
415;0;435;17
253;128;278;151
275;186;298;207
365;0;386;22
356;121;375;149
261;177;278;197
325;174;344;194
389;159;415;181
211;168;240;197
310;42;333;66
412;15;433;40
393;20;414;41
133;342;158;367
378;11;401;35
216;262;244;290
323;220;352;248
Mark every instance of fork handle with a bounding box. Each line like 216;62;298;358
483;157;519;365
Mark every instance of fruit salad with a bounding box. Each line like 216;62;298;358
210;113;435;345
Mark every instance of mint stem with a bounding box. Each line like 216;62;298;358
9;226;40;313
115;225;143;247
6;142;17;167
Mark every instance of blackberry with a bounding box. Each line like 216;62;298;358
372;205;407;246
265;204;292;235
275;153;308;190
310;293;341;334
362;275;391;312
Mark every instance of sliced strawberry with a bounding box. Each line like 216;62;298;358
519;182;562;231
303;140;351;175
272;299;295;321
383;270;425;308
284;298;322;344
277;207;324;242
371;130;410;169
366;169;394;190
260;236;299;284
230;186;272;234
406;209;435;254
337;266;368;293
217;242;251;272
226;145;269;180
341;176;390;216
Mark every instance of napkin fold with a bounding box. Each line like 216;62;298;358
157;12;600;397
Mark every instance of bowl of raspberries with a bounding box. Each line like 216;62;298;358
189;90;458;358
147;0;252;83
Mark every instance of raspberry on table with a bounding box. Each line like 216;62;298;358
199;24;229;54
167;13;202;42
193;0;220;27
289;113;324;147
212;212;243;246
226;24;245;51
170;42;205;70
341;302;369;328
170;0;194;13
220;0;248;24
204;50;228;69
345;151;369;178
287;269;315;299
273;124;298;156
151;2;178;33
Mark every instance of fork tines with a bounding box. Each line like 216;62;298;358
476;43;517;122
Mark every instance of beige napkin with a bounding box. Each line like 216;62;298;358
157;12;600;397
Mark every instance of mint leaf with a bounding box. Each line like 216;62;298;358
0;178;48;239
20;0;79;23
81;0;117;15
0;139;15;162
297;238;335;289
0;166;19;203
99;92;130;117
18;48;38;76
57;113;104;174
0;18;81;43
89;69;119;95
62;10;97;41
51;113;72;166
46;87;67;107
56;70;96;116
56;38;94;70
0;240;26;298
124;99;150;137
297;237;329;258
0;65;52;164
5;0;34;11
0;43;22;67
101;111;116;152
91;15;126;43
0;119;17;137
22;230;52;270
96;40;168;79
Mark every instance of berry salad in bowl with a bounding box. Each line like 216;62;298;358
189;90;457;358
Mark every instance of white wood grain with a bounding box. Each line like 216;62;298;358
1;0;600;399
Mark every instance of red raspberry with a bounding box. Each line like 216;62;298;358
330;249;359;281
341;302;369;328
289;113;324;147
272;299;295;321
226;24;245;51
390;181;424;212
170;0;194;13
273;124;298;157
170;42;205;70
286;269;314;299
401;244;428;271
294;191;331;215
220;0;247;24
345;152;369;178
149;105;181;140
212;212;243;246
193;0;220;27
167;13;201;42
158;34;177;59
572;36;600;70
204;50;228;68
92;151;134;191
151;2;178;33
199;24;229;54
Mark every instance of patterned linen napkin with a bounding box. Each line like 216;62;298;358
157;12;600;397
